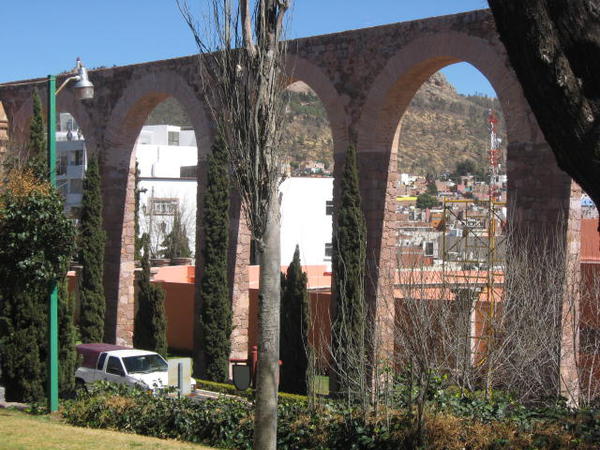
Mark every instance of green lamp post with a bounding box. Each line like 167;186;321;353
47;58;94;412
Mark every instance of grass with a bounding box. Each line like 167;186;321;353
0;408;214;449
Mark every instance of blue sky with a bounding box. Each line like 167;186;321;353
0;0;494;96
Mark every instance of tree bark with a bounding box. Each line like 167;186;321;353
253;192;281;450
488;0;600;208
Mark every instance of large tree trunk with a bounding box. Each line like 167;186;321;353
254;193;281;450
488;0;600;208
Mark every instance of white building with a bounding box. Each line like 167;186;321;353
55;116;334;265
279;177;333;267
56;113;87;218
136;125;198;257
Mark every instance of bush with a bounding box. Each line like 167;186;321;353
60;382;600;449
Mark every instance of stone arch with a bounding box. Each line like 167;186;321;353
356;30;576;376
3;85;95;152
358;31;541;155
101;71;211;345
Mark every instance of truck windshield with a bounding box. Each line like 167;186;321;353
122;354;168;374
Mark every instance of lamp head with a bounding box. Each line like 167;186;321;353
73;58;94;101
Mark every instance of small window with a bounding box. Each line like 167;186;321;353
106;356;125;376
168;131;180;146
71;150;83;166
325;200;334;216
324;243;333;259
180;166;197;178
424;242;434;257
97;353;107;370
57;154;68;176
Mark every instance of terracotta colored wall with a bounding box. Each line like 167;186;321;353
157;281;195;352
248;287;332;369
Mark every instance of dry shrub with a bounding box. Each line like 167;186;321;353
2;169;50;198
104;395;136;413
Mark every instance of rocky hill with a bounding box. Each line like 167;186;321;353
147;72;506;175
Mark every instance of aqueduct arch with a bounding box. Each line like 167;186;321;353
0;10;579;378
101;70;212;343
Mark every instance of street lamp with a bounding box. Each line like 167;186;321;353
47;58;94;412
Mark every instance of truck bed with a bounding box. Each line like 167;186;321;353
76;343;130;369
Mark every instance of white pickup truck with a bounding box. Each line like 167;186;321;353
75;343;175;391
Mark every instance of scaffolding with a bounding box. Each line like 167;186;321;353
438;110;506;389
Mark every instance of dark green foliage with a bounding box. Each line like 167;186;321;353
61;383;599;449
58;278;79;397
0;289;46;402
27;91;47;179
78;157;106;343
279;246;311;395
416;193;439;209
197;136;230;381
160;210;192;260
0;172;75;402
331;145;367;400
134;236;167;356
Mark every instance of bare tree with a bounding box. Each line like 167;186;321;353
177;1;290;448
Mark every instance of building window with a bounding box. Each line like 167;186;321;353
150;198;178;216
168;131;180;146
71;149;83;166
325;200;334;216
324;242;333;259
57;154;68;176
180;165;197;178
70;179;83;194
424;242;434;257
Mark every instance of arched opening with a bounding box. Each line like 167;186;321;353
100;73;211;346
395;62;508;271
277;80;335;269
55;111;88;219
136;97;198;264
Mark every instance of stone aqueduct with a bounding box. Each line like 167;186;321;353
0;10;580;359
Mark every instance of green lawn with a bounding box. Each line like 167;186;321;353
0;408;215;449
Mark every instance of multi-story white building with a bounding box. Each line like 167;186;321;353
279;177;333;267
55;115;334;264
136;125;198;257
56;113;87;218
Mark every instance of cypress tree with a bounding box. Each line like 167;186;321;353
196;135;231;381
0;289;46;402
279;245;311;395
331;145;367;401
161;210;192;260
58;278;78;397
28;90;47;179
133;234;168;356
78;156;106;343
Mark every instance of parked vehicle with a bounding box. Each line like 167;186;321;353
75;343;186;391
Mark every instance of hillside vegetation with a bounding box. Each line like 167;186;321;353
147;72;506;175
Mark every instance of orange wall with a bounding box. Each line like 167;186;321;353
159;281;195;352
248;287;332;369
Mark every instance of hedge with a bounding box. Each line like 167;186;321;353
60;383;600;449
